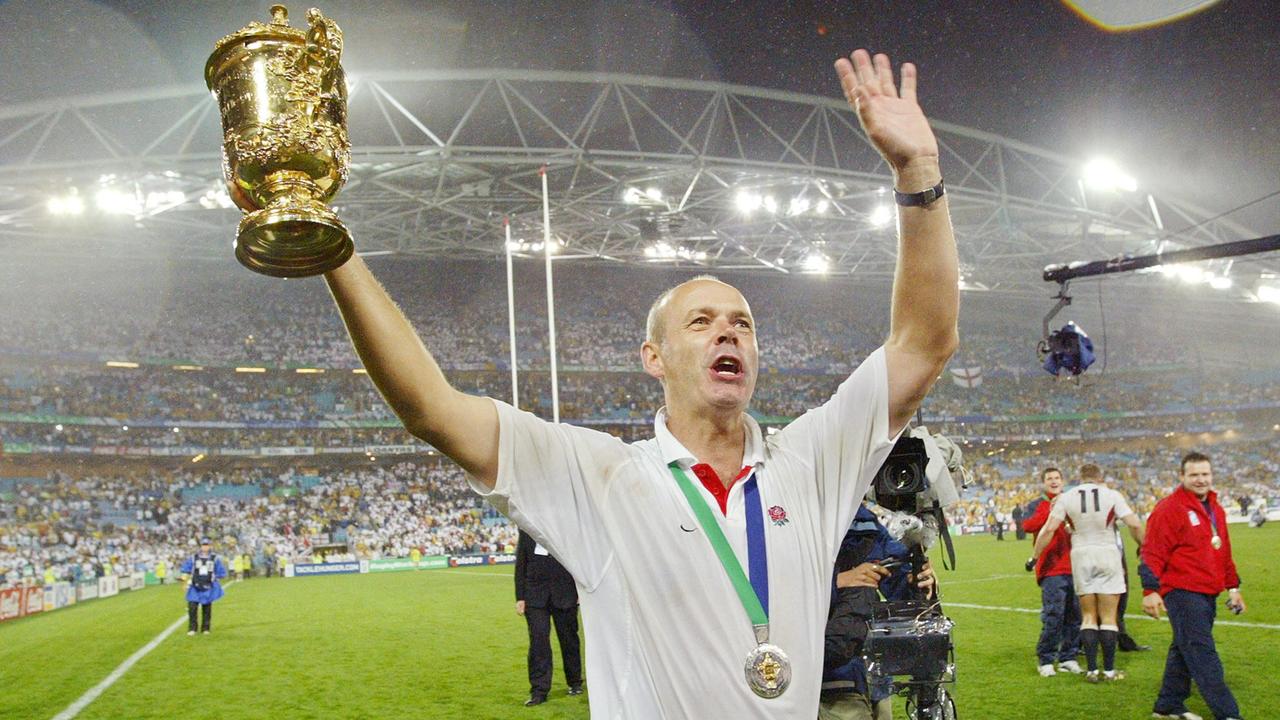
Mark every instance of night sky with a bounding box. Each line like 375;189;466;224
2;0;1277;231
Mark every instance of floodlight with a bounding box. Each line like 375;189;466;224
1257;284;1280;305
802;252;829;273
46;194;85;216
1175;265;1205;284
96;188;142;215
734;191;762;214
1082;157;1137;192
869;205;894;228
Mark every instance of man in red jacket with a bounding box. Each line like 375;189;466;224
1023;467;1082;677
1141;452;1245;720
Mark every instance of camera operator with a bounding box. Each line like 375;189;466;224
820;503;936;720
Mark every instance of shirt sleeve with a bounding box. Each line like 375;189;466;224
771;346;901;553
1113;491;1135;520
1048;493;1069;522
468;399;623;590
1140;502;1172;593
1022;499;1050;534
1219;506;1242;589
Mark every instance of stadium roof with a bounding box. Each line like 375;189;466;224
2;68;1275;298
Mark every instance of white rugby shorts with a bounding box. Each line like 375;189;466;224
1069;544;1125;595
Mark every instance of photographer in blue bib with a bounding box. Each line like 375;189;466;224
180;537;227;636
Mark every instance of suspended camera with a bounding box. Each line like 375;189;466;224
1035;282;1095;378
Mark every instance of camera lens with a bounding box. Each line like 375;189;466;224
890;465;916;491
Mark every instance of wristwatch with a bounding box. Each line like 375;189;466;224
894;180;945;207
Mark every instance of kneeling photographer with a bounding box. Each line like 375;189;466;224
821;502;936;720
821;427;965;720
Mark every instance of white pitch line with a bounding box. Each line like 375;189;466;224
940;574;1023;585
946;602;1280;630
51;582;237;720
441;570;513;579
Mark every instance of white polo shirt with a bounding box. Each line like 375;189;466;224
472;347;898;719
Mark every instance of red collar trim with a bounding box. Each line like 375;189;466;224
690;464;753;515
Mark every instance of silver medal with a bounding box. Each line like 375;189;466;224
743;642;791;698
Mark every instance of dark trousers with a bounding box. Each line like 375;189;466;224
526;604;583;696
187;601;212;632
1037;574;1081;664
1155;590;1240;719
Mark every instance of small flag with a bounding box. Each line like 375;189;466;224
949;366;983;388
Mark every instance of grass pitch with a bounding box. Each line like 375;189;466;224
3;525;1276;719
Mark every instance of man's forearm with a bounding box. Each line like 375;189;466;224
323;256;498;482
887;157;959;360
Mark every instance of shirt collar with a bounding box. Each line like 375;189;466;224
652;406;765;470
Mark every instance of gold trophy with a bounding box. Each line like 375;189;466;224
205;5;353;277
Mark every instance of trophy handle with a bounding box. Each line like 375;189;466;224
303;8;344;99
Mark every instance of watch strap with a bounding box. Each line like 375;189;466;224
894;179;945;207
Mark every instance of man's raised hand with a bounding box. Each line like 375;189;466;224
834;49;939;175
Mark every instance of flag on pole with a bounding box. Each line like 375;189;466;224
949;366;983;388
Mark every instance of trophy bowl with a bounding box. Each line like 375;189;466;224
205;5;354;278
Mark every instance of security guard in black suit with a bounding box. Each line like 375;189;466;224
515;529;583;706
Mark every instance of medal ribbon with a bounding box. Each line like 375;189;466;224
1202;500;1221;547
669;462;769;629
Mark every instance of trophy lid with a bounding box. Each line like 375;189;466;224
205;5;308;90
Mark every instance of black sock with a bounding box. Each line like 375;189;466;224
1100;629;1118;671
1080;629;1099;671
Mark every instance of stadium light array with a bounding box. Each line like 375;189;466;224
644;242;707;262
802;252;830;274
295;368;325;374
199;187;235;209
235;366;267;373
105;360;139;368
173;364;203;371
46;193;85;216
869;205;894;228
761;195;778;214
1257;284;1280;305
735;191;762;214
622;187;643;205
787;197;811;216
644;187;663;202
1082;157;1137;192
353;368;368;374
95;188;143;215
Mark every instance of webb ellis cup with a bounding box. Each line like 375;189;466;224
205;5;353;277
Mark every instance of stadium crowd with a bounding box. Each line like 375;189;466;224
3;259;1278;592
0;460;515;589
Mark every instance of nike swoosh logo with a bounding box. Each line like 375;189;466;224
680;524;697;533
